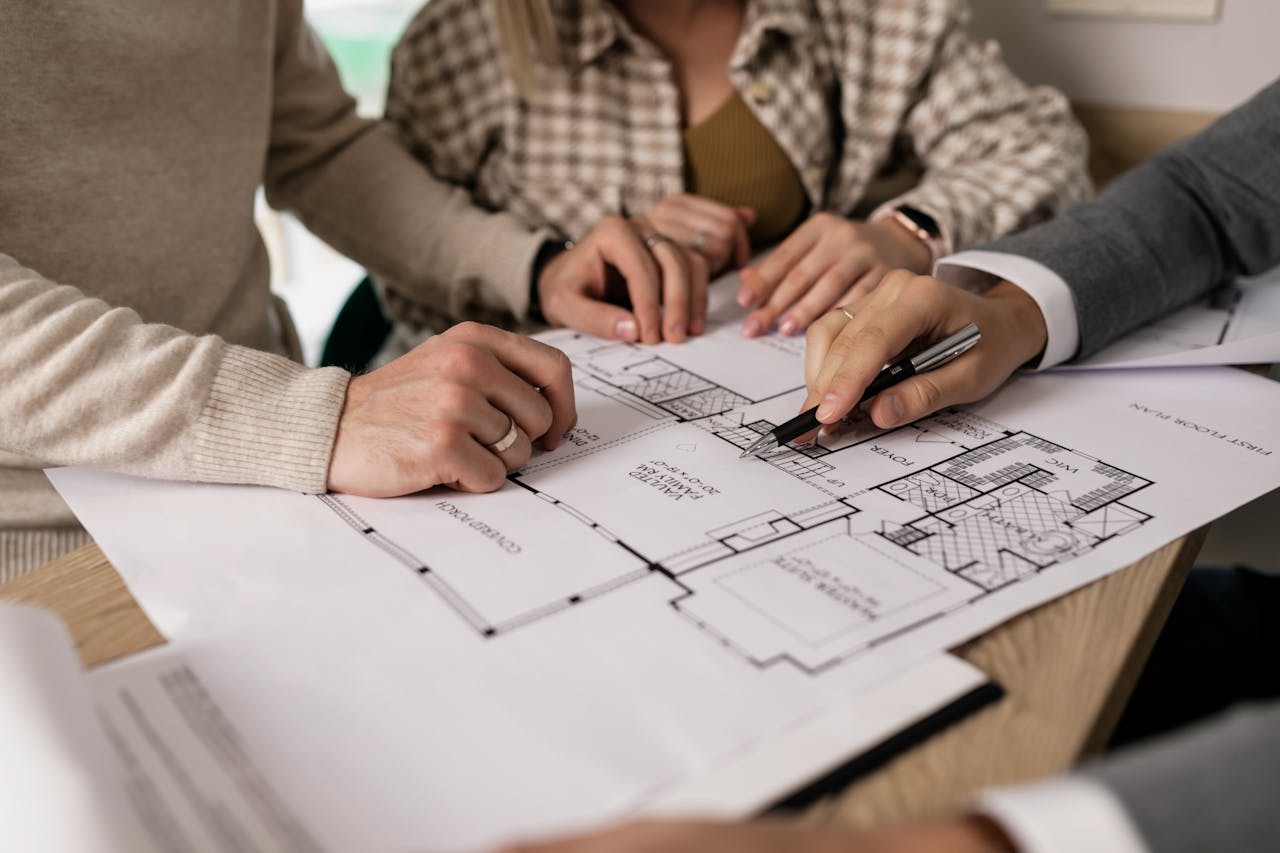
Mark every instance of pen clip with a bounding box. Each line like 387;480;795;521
910;323;981;373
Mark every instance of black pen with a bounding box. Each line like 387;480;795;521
739;323;981;459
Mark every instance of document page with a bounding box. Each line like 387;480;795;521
0;604;142;853
47;277;1280;850
0;602;988;853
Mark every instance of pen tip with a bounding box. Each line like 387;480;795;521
739;435;775;459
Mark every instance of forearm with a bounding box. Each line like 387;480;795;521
982;79;1280;359
263;0;546;326
270;121;546;324
0;256;348;491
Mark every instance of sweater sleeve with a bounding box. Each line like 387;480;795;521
872;0;1091;252
261;0;545;326
980;77;1280;360
0;255;348;493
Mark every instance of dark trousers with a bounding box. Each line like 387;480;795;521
1110;566;1280;749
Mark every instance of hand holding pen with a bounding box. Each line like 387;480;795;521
742;323;981;457
789;271;1052;443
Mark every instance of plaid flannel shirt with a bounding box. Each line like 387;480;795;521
384;0;1090;329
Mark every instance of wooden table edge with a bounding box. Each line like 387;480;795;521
0;531;1202;832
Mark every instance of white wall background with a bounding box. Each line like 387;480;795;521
966;2;1280;571
968;1;1279;111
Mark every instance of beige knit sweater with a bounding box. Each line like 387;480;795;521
0;1;547;580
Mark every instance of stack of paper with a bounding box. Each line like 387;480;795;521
34;275;1280;851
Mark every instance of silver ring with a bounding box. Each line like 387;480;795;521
484;415;520;454
691;230;708;252
644;232;677;251
837;305;855;321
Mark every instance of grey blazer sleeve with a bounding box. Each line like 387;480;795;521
1083;701;1280;852
980;77;1280;360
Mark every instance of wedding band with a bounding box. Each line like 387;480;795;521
484;415;520;454
838;306;855;321
644;232;677;250
691;230;708;252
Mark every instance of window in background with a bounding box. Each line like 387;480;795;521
261;0;422;366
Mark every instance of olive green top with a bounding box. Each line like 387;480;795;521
683;91;808;246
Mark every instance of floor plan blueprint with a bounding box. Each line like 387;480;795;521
47;278;1280;852
321;324;1154;673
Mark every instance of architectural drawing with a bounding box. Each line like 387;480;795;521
320;329;1154;673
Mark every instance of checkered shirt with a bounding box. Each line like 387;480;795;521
385;0;1090;327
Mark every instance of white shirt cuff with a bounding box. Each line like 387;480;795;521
934;250;1080;370
978;776;1151;853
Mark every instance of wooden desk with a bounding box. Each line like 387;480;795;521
0;530;1205;831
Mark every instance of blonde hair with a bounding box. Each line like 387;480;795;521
493;0;561;94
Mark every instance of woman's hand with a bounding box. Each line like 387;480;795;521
803;271;1048;430
647;192;755;274
537;215;710;344
738;213;932;337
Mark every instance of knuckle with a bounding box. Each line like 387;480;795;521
600;215;628;238
912;375;946;412
482;463;508;491
507;440;533;471
548;347;572;379
439;429;474;459
805;315;835;346
434;343;483;379
829;365;863;399
449;320;486;341
825;331;858;362
435;383;475;414
849;322;887;352
530;401;554;437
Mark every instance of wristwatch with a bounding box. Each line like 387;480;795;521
527;238;573;324
881;205;946;266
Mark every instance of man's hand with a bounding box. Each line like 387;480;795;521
327;322;575;497
647;192;755;274
500;816;1015;853
537;215;710;344
803;272;1048;429
738;214;932;337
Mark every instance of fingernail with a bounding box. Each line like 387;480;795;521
668;322;685;340
690;318;704;335
742;317;762;337
816;393;841;422
778;317;798;337
882;395;904;426
615;318;637;340
737;289;757;307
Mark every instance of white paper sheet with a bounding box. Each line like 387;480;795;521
1064;265;1280;369
46;279;1280;851
0;600;985;853
0;603;143;853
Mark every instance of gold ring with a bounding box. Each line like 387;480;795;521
644;232;677;251
838;305;855;321
484;415;520;454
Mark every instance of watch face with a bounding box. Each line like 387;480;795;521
898;205;940;238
